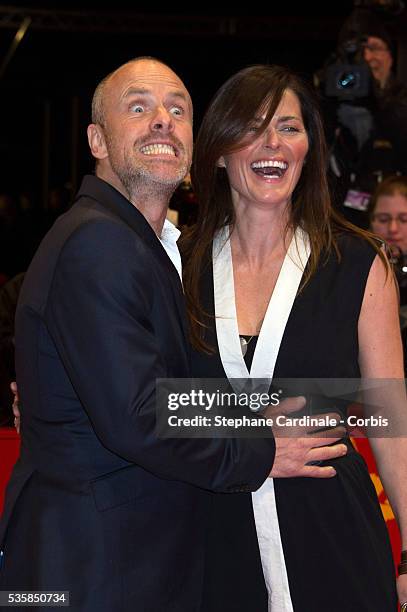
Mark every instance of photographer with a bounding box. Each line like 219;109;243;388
318;7;407;228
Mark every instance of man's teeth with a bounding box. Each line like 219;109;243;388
140;144;176;156
251;160;288;169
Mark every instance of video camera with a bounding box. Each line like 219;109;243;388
324;36;372;100
322;0;404;100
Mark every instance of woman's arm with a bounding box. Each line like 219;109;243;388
358;253;407;604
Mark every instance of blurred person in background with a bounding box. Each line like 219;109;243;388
369;176;407;264
369;175;407;368
317;8;407;229
169;173;198;228
0;273;25;426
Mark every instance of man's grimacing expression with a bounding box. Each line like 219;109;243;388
218;88;309;214
88;59;193;196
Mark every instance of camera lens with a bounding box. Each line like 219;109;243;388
337;71;358;89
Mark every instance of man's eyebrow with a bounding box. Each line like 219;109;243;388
122;88;190;104
122;87;151;98
167;90;189;102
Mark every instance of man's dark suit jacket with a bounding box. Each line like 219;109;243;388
0;175;275;611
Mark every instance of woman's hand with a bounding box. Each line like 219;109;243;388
10;381;20;434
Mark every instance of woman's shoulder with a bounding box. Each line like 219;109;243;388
333;230;383;263
306;231;385;313
316;230;385;290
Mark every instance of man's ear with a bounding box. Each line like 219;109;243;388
217;156;226;168
87;124;108;160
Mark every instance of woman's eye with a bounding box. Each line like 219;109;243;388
280;125;300;132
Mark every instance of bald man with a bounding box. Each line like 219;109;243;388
0;57;277;611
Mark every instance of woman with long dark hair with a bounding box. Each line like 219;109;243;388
182;64;406;611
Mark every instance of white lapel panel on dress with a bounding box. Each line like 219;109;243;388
212;225;310;612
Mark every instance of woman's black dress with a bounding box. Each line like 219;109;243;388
192;235;397;612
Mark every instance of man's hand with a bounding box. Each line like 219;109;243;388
10;381;20;434
267;396;347;478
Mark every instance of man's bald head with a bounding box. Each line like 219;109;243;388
91;57;189;127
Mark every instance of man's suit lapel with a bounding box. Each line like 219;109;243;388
75;175;188;342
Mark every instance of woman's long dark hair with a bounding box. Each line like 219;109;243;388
181;64;386;352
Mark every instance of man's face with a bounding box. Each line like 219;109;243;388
92;59;193;196
362;36;393;87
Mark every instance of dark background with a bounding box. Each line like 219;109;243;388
0;2;406;208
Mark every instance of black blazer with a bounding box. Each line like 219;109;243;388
0;176;275;611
